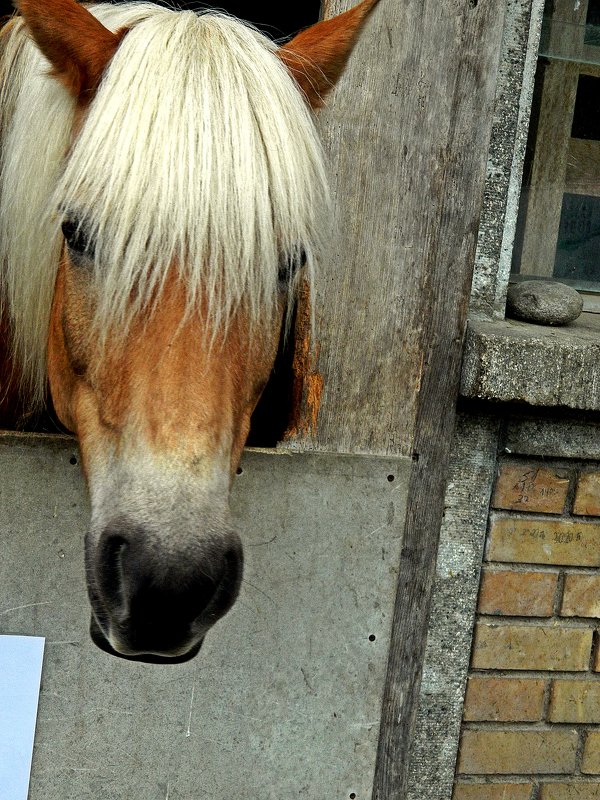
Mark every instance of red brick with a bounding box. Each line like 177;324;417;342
540;785;600;799
582;731;600;774
453;784;533;800
464;676;546;722
574;472;600;516
493;464;569;513
471;623;592;671
457;730;578;774
549;680;600;723
488;517;600;567
561;574;600;618
478;569;558;616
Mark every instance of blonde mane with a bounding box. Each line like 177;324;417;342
0;3;330;410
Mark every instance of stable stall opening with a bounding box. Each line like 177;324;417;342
0;1;322;40
150;1;322;40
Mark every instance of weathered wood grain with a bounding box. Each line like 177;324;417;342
284;0;507;796
288;0;505;459
371;1;506;792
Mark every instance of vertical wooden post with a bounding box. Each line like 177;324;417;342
285;0;508;794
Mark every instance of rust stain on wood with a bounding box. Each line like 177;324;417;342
284;280;323;441
304;370;324;434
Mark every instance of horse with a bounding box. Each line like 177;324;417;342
0;0;380;662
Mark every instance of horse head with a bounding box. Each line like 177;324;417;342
10;0;380;662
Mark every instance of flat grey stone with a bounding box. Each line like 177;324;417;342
504;415;600;460
506;280;583;325
460;313;600;410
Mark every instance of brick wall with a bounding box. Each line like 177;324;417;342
454;460;600;800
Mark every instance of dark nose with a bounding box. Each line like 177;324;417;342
90;524;243;657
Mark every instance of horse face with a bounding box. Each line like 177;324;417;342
16;0;380;661
48;251;284;660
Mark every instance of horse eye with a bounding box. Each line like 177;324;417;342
61;218;94;259
278;250;307;287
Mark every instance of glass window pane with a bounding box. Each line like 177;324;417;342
512;0;600;296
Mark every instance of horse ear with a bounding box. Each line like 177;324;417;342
278;0;380;108
16;0;124;101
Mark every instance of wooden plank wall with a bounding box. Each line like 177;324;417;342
287;0;508;795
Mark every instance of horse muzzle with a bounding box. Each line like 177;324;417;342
85;518;243;662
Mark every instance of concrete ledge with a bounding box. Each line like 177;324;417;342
460;313;600;410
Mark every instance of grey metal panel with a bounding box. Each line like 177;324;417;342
0;434;409;800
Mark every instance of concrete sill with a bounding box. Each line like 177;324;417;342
460;313;600;410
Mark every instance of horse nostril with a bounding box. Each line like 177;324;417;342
97;532;128;608
92;525;243;656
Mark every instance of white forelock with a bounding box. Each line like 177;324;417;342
0;3;329;409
